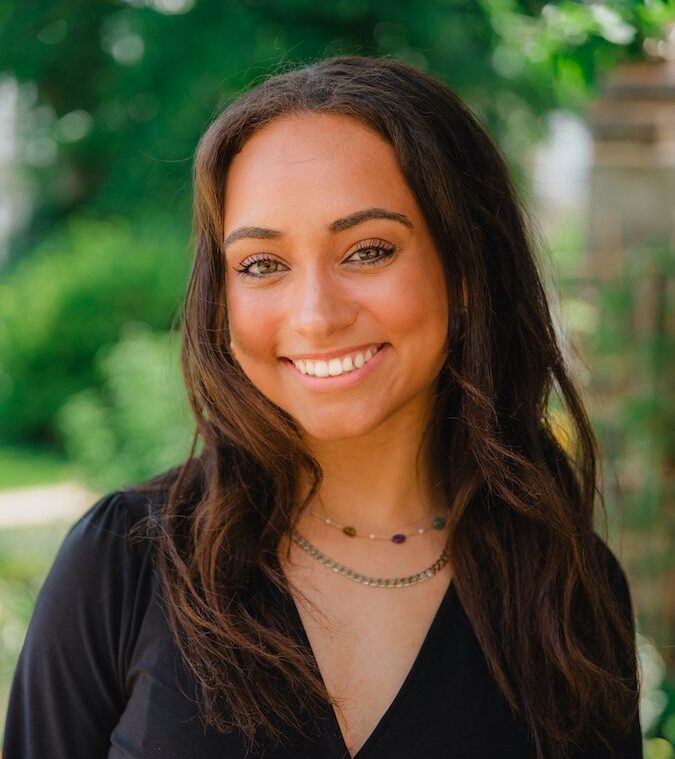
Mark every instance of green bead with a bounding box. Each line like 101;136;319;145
432;517;446;530
343;526;357;537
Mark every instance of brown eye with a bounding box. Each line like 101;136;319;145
346;241;397;266
255;260;279;274
235;255;287;279
356;248;381;261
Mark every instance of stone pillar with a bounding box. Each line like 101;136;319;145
588;56;675;260
585;44;675;672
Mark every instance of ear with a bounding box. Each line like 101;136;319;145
229;338;240;364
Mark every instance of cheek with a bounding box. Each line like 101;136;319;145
378;258;449;344
226;286;280;363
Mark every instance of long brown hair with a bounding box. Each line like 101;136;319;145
137;56;639;757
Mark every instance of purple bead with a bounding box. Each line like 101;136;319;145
391;533;406;544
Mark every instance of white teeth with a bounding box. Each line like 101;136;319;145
291;345;381;377
314;360;329;377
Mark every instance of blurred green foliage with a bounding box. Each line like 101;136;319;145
57;322;194;490
578;241;674;535
0;0;672;449
0;445;73;489
1;0;672;258
558;237;674;550
0;0;674;748
558;237;675;752
0;214;188;443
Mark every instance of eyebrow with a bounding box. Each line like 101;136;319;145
329;207;413;233
222;226;281;249
222;207;413;250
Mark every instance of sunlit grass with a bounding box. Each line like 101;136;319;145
0;445;74;490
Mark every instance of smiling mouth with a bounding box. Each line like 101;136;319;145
284;344;385;378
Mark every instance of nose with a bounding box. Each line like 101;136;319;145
287;265;357;340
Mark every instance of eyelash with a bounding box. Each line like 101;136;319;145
234;239;397;279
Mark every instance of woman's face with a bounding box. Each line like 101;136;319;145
223;112;449;442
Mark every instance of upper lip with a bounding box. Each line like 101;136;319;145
282;342;385;362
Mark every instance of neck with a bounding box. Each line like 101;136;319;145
298;397;444;530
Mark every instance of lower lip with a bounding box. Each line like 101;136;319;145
282;344;389;391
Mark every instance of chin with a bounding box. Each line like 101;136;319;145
291;406;382;443
301;426;368;443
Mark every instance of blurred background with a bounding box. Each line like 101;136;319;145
0;0;673;754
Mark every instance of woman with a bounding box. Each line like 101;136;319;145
3;56;641;759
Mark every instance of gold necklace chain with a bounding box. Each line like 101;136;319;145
291;530;451;588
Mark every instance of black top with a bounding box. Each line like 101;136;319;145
3;490;642;759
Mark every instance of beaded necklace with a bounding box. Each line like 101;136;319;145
309;504;450;545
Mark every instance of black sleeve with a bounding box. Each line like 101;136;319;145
592;535;643;758
2;491;151;759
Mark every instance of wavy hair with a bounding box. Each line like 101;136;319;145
137;56;639;757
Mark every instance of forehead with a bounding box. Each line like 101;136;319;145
223;112;419;228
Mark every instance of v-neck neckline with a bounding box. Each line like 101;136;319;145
279;575;457;759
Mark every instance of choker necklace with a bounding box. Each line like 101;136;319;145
291;530;451;587
309;504;450;544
